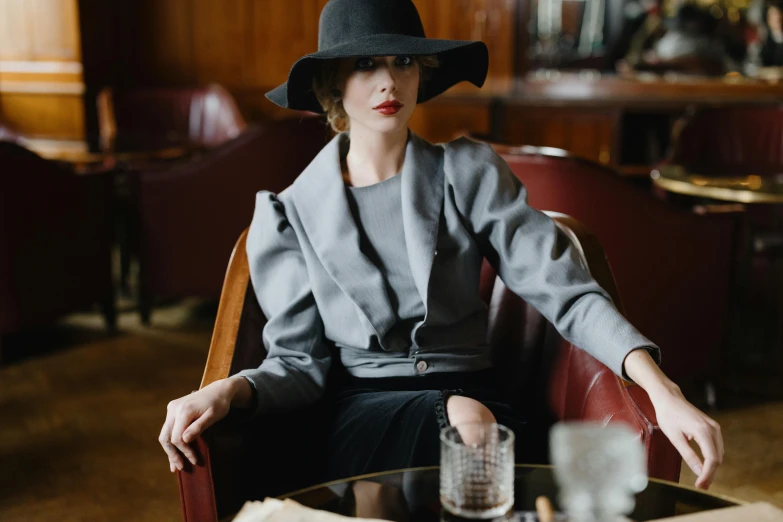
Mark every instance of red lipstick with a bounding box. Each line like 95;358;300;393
374;100;403;115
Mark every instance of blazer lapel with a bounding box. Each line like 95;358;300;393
293;131;397;343
292;129;445;342
400;131;444;311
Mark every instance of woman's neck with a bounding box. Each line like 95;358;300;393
342;126;409;187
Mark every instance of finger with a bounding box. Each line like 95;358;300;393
159;411;185;471
183;408;218;444
693;430;720;489
170;405;200;466
670;432;704;478
712;421;724;464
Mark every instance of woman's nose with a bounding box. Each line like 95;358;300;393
377;61;397;91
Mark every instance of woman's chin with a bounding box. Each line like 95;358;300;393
371;115;411;133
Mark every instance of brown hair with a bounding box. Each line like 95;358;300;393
312;55;440;133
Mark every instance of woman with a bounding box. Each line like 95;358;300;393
160;0;723;489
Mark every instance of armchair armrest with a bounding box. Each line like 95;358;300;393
178;229;259;522
546;213;681;482
548;342;681;482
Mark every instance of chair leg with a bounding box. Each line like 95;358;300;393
774;250;783;390
101;294;118;333
139;288;152;326
137;244;152;326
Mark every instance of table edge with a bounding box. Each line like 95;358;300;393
278;464;747;506
651;168;783;204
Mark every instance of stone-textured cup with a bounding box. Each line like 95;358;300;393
440;422;515;519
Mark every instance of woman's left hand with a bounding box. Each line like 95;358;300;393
623;348;724;490
651;386;724;489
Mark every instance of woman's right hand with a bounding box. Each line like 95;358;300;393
159;377;249;472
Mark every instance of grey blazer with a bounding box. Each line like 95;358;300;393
235;129;660;417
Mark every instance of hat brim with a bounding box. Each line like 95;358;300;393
265;33;489;113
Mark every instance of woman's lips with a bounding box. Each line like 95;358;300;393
374;106;401;115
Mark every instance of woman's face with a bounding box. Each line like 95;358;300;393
337;55;420;134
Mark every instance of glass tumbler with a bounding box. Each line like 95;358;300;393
440;422;515;519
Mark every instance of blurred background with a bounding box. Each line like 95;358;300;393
0;0;782;520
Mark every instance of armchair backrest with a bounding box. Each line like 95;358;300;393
668;106;783;175
97;84;247;152
496;148;739;384
0;142;114;333
133;116;331;306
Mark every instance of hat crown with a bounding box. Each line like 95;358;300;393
318;0;426;50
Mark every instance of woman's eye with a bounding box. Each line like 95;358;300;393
356;58;374;69
396;56;414;66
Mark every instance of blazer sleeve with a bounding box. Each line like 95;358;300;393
443;138;661;379
233;191;332;418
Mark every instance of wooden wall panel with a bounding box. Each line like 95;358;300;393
0;92;85;139
121;0;194;85
0;0;33;59
499;106;618;164
251;0;328;88
408;97;492;143
112;0;514;121
29;0;81;61
0;0;86;145
413;0;515;95
191;0;254;86
0;0;81;61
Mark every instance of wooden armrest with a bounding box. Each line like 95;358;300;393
201;229;251;388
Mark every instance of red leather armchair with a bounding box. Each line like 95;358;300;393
176;215;681;522
665;106;783;175
97;84;247;153
661;106;783;376
0;142;115;351
494;145;741;390
132;116;331;324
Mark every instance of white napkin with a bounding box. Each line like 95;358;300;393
653;502;783;521
232;498;390;522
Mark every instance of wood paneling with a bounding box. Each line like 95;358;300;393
122;0;194;85
29;0;81;61
408;96;492;143
0;0;32;59
0;0;86;144
498;105;619;164
0;92;85;139
0;0;81;61
250;0;328;88
413;0;516;95
111;0;514;120
191;0;254;86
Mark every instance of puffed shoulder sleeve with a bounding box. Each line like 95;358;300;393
233;190;331;418
443;138;660;379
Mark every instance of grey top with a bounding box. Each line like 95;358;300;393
344;173;425;353
234;130;660;418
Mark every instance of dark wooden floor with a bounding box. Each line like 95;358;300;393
1;300;781;521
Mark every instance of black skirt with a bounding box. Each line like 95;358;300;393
324;366;537;483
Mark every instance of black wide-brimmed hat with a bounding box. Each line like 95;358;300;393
265;0;489;113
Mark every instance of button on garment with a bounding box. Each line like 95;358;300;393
344;173;426;351
416;360;428;372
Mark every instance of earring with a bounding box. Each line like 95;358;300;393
331;88;342;102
